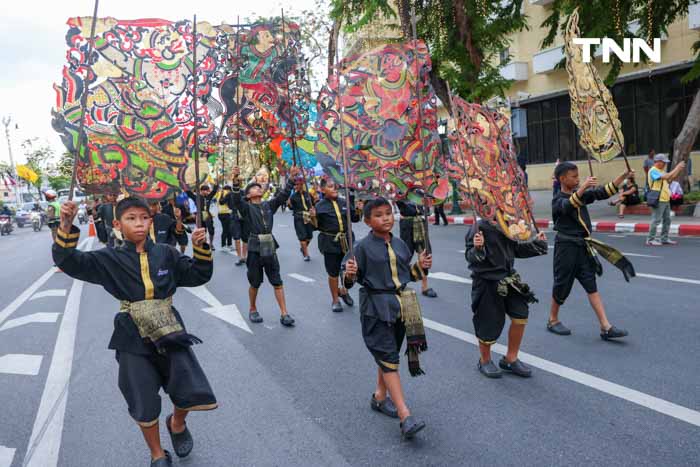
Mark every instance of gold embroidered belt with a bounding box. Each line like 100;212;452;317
120;297;183;344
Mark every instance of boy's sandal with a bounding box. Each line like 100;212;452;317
546;321;571;336
150;450;173;467
249;311;264;323
421;288;438;298
339;293;354;307
280;314;295;327
400;416;426;439
600;325;628;340
498;357;532;377
370;394;399;418
166;414;194;458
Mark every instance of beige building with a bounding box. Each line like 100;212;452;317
502;1;700;188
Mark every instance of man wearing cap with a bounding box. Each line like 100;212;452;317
646;154;686;246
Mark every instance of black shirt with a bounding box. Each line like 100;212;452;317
149;213;187;246
552;182;618;240
231;179;293;252
465;220;547;281
315;196;360;254
96;203;115;229
342;232;426;322
52;225;212;355
187;185;219;222
396;200;427;218
289;190;315;217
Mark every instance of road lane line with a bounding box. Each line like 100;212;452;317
0;446;15;467
430;272;472;284
0;238;89;328
0;313;61;332
29;290;67;301
422;317;700;428
23;237;93;467
0;354;43;376
637;273;700;285
288;273;315;283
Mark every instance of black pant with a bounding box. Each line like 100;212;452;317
434;205;448;225
218;214;232;247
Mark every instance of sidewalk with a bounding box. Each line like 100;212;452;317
432;190;700;236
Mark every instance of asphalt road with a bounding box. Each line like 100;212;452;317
0;215;698;467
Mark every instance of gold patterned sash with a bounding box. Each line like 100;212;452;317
120;297;183;344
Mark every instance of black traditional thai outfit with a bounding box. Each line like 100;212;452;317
96;202;116;246
465;220;547;345
552;182;621;305
217;188;234;248
315;195;360;278
161;201;189;247
187;185;219;237
232;179;293;289
342;232;428;375
218;189;243;242
396;200;431;255
52;226;216;427
289;190;315;242
148;213;188;247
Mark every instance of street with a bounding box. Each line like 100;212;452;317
0;215;699;467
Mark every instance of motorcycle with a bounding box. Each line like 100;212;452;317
78;207;87;225
0;215;12;236
31;211;43;232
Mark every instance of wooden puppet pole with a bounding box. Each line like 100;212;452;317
586;62;632;172
68;0;100;201
192;15;202;228
445;82;479;227
235;15;241;168
410;6;431;254
281;9;299;168
334;43;355;258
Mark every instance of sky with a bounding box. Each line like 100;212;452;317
0;0;319;167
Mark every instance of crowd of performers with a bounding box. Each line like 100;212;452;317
53;162;635;466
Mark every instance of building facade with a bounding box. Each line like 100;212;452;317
503;1;700;188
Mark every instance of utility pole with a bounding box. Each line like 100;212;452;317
2;116;22;207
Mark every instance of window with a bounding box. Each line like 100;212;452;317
499;48;510;66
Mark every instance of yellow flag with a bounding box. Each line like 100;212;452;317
565;9;624;162
16;165;39;184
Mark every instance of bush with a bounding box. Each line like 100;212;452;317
684;190;700;204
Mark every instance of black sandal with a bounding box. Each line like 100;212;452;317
166;415;193;458
249;311;264;323
150;450;172;466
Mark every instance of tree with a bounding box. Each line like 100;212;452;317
21;138;55;197
47;175;70;191
330;0;529;106
542;0;699;190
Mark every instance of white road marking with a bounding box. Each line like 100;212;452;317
0;446;15;467
0;354;43;376
637;273;700;285
0;313;61;332
288;273;316;283
0;238;90;328
23;237;94;467
608;234;627;238
29;289;67;301
430;272;472;284
422;318;700;428
184;286;252;333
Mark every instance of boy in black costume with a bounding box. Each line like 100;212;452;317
396;199;437;298
315;178;360;313
465;220;547;378
289;176;316;261
53;197;216;467
343;198;432;439
187;184;219;250
148;200;188;247
231;166;299;327
548;162;634;340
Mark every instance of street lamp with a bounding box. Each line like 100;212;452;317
438;119;463;215
2;116;22;208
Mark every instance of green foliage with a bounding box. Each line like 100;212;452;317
21;138;55;191
47;175;70;191
331;1;529;103
541;0;696;85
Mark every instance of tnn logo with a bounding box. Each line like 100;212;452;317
573;38;661;64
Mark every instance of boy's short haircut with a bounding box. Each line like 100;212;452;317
115;197;151;220
555;161;578;181
223;185;231;190
320;178;333;188
363;197;391;218
200;184;211;191
245;183;262;196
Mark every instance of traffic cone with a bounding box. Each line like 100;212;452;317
88;217;96;237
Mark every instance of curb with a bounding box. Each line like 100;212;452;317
399;215;700;236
